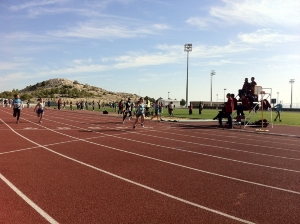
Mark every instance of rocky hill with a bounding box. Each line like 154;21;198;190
20;78;140;104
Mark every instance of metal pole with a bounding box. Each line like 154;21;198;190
184;44;192;108
210;70;215;106
224;88;227;102
186;51;189;107
289;79;295;108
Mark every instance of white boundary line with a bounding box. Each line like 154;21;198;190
0;118;255;224
0;173;59;224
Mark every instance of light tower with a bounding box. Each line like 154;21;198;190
184;43;192;107
210;70;216;106
289;79;295;108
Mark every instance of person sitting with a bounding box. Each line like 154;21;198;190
213;103;226;120
250;77;257;96
242;78;251;95
230;94;238;110
262;99;271;111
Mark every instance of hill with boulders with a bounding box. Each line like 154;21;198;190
18;78;141;104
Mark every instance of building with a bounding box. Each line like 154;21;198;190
158;99;181;108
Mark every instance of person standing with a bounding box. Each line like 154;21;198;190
169;102;174;116
70;101;73;110
12;94;23;124
150;100;161;122
133;97;145;129
219;93;234;129
145;98;151;117
92;100;95;111
57;98;62;110
118;100;123;114
34;98;45;123
198;102;203;114
274;101;283;122
98;100;101;110
189;102;193;115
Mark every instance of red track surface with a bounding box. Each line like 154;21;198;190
1;107;300;223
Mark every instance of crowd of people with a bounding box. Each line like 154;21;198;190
212;76;280;128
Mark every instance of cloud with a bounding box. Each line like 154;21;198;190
238;29;300;44
186;17;216;29
10;0;68;11
152;23;170;30
47;20;168;39
211;0;300;27
187;0;300;28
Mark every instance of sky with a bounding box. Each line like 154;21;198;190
1;0;300;107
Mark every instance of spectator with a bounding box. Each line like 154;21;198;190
236;94;249;117
274;101;282;122
218;93;234;129
199;102;203;114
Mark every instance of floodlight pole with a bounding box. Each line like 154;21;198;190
276;92;279;104
289;79;295;108
168;92;170;99
224;88;227;103
184;44;192;108
210;70;216;106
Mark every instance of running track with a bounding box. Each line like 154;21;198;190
1;107;300;224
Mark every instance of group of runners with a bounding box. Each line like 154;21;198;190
119;97;163;129
10;94;45;124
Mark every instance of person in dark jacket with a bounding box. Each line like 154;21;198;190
219;93;234;129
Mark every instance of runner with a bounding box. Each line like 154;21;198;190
133;97;145;129
12;94;23;124
122;98;132;123
34;98;45;123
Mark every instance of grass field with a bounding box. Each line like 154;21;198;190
67;106;300;126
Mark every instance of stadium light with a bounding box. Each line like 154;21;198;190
184;44;192;107
289;79;295;108
210;70;216;106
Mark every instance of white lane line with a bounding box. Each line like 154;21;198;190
42;113;300;173
9;117;300;195
0;119;255;224
0;173;59;224
0;135;109;155
45;109;300;155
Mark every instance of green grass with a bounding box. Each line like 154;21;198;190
68;106;300;126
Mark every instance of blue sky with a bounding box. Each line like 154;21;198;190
1;0;300;106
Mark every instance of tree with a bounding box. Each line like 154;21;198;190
180;99;186;106
21;93;32;101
